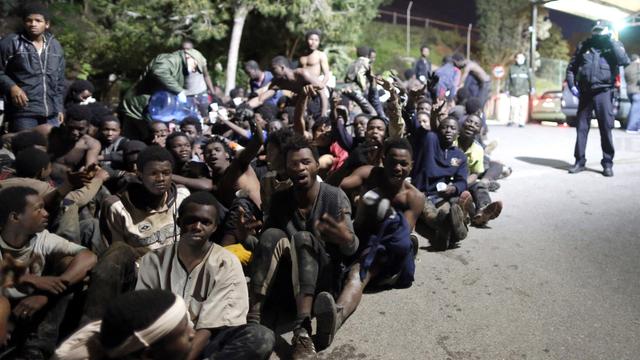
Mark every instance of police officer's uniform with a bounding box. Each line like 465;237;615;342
565;20;630;176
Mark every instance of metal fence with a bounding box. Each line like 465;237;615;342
535;57;568;93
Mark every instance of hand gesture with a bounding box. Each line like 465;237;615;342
10;85;28;108
375;76;395;92
303;84;317;97
13;295;48;319
315;209;353;246
408;83;428;103
427;71;440;96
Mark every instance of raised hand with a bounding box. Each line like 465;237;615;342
316;209;353;246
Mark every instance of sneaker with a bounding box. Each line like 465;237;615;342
488;180;501;192
314;292;340;350
410;233;419;258
458;191;473;223
450;203;468;241
500;166;513;179
291;328;317;359
472;201;503;227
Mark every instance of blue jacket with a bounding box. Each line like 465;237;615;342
0;32;65;118
403;107;468;196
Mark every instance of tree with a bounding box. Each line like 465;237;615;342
476;0;552;67
223;0;385;93
538;23;570;61
224;0;288;95
50;0;230;80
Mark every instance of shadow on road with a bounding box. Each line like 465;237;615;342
515;156;601;173
515;156;572;169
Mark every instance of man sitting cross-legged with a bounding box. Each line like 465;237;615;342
136;192;275;360
246;136;358;359
0;186;97;359
404;101;472;251
316;138;425;349
455;114;502;227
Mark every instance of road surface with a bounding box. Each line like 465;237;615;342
313;124;640;360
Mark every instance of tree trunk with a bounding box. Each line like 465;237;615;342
225;3;251;96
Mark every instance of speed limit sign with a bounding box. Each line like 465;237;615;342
492;65;505;79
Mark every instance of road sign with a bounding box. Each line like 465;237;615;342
493;65;505;79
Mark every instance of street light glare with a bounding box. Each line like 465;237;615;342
613;20;628;31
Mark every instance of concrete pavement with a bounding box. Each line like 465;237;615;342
317;124;640;360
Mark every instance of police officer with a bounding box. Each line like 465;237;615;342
566;19;629;177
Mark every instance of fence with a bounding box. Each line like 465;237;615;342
535;57;568;93
376;10;480;42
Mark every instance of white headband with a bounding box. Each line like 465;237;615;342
106;295;187;358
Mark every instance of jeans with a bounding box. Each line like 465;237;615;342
9;114;59;132
202;323;275;360
627;93;640;131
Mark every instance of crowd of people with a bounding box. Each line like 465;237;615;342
0;4;515;360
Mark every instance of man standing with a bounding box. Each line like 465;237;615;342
0;4;65;132
566;19;630;177
120;48;206;139
507;53;534;127
624;54;640;133
414;45;432;84
299;29;333;89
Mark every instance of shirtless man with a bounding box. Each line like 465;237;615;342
248;56;328;116
315;138;425;349
47;104;101;172
203;120;263;247
299;29;332;88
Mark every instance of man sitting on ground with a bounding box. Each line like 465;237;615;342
136;192;275;360
455;114;502;227
0;186;97;359
247;136;358;359
318;138;425;349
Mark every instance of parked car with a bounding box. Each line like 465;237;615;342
531;90;566;123
560;67;630;127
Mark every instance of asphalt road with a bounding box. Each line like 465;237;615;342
314;124;640;360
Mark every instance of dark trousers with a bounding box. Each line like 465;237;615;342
81;242;138;324
469;180;492;214
250;229;335;299
202;323;275;360
9;114;59;132
574;88;615;167
10;294;72;360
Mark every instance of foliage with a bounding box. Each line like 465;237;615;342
49;0;230;80
538;24;570;61
360;21;467;77
476;0;530;67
